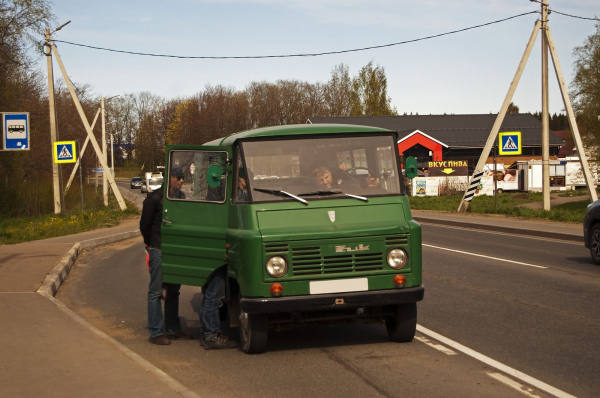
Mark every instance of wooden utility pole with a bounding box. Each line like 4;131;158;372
101;97;108;206
458;2;598;212
457;20;541;212
45;29;64;214
51;44;127;211
541;0;551;210
546;26;598;202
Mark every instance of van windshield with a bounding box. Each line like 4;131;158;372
241;134;402;202
149;177;163;185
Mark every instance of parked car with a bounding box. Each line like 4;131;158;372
583;199;600;265
130;177;143;189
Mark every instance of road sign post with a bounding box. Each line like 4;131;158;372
2;112;30;151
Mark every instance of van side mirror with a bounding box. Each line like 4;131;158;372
207;164;224;187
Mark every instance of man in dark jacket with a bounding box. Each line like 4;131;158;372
140;167;190;345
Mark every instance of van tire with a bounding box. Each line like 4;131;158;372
385;303;417;343
239;308;268;354
497;188;504;194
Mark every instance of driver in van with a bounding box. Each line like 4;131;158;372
312;165;380;190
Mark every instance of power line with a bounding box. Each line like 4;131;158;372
551;9;599;21
53;11;539;60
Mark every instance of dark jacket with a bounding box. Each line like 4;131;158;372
140;187;164;249
330;168;361;190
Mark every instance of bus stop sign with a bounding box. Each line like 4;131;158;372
2;112;29;150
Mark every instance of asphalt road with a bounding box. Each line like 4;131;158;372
61;183;599;397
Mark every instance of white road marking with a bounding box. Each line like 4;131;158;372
416;325;577;398
420;222;582;245
415;335;457;355
488;372;542;398
423;243;548;269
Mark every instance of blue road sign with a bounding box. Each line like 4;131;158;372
92;168;103;173
54;141;77;163
498;131;522;155
3;113;30;150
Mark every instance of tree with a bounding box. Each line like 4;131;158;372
350;61;397;116
507;102;519;114
570;22;600;160
324;63;352;117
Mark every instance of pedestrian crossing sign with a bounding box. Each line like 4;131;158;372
498;132;521;155
54;141;77;163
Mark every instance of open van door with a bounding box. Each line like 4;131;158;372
161;146;230;286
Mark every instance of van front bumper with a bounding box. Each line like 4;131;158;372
240;285;424;314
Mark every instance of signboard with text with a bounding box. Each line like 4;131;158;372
427;160;468;177
2;112;30;151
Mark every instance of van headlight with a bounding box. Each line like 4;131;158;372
387;248;408;269
266;256;288;278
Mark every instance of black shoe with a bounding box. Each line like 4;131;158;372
166;330;193;340
199;336;205;346
204;331;237;350
149;335;171;345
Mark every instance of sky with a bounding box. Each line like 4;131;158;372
40;0;599;116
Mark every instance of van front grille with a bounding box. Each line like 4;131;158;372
292;247;382;276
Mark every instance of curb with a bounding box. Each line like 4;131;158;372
413;217;583;243
37;230;140;297
37;290;200;398
35;226;201;398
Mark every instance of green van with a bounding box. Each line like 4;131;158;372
161;124;424;353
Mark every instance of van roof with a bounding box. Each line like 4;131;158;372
202;123;394;147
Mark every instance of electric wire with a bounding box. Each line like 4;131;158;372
551;9;599;21
53;11;539;60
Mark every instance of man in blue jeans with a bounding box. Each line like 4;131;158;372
140;167;191;345
199;266;237;350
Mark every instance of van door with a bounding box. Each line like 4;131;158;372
161;146;230;287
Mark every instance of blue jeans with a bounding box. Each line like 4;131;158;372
148;248;182;338
199;266;226;339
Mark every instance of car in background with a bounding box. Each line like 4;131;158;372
583;199;600;265
130;177;142;189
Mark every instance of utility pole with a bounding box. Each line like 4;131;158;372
541;0;551;210
101;97;108;206
110;133;115;177
45;29;64;214
457;20;541;212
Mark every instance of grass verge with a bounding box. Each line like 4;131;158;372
409;192;588;223
0;198;140;245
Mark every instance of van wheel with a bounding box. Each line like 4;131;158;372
497;188;504;194
239;308;268;354
385;303;417;342
590;224;600;265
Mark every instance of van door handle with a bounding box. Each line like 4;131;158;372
162;219;172;224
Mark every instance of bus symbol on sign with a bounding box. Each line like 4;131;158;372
2;112;29;151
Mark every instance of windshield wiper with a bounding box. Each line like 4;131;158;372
253;188;308;205
299;190;368;202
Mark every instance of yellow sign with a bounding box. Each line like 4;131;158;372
54;141;77;163
498;132;522;155
428;160;468;168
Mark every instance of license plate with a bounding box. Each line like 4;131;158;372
309;278;368;295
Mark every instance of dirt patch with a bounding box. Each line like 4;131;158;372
512;194;530;200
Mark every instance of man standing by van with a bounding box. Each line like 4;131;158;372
140;166;191;345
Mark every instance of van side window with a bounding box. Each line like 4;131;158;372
167;150;228;203
234;148;250;203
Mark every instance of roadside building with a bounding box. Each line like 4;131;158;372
307;114;565;170
307;114;572;195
